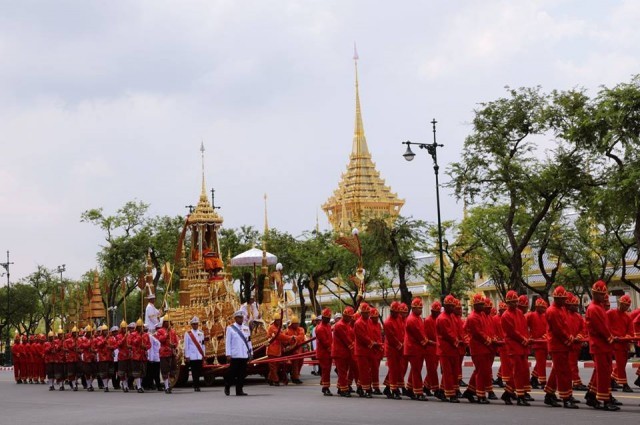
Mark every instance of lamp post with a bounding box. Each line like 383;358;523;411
1;250;14;366
56;265;66;329
402;119;447;301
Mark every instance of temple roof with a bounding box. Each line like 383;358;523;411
188;143;223;225
322;49;404;231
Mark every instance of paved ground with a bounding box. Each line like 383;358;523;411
1;364;639;425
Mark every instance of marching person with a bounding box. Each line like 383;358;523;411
44;331;56;390
404;298;428;400
585;280;620;411
493;302;507;388
383;302;403;399
184;316;206;392
146;324;162;391
128;320;148;393
527;298;549;390
544;286;578;409
437;295;462;403
566;294;587;391
607;294;633;392
369;308;384;395
224;310;252;396
96;325;116;392
423;301;440;398
156;314;179;394
266;313;295;386
284;316;306;384
54;328;66;390
116;320;131;392
332;307;355;397
463;293;494;404
501;290;532;406
315;308;334;396
11;333;23;384
484;298;499;400
354;303;378;398
78;325;97;391
309;315;320;376
63;327;80;391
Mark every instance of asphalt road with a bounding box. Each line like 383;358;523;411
1;364;639;425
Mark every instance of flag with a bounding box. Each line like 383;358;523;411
137;273;146;290
335;235;362;259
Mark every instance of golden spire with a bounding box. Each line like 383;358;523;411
189;142;222;225
262;194;269;263
322;46;404;233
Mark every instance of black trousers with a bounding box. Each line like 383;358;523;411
225;358;248;394
189;360;203;388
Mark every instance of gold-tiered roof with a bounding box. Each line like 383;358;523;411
188;145;223;225
88;270;106;319
322;52;404;232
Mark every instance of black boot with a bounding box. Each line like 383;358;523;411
501;391;513;405
383;386;392;398
488;391;498;400
494;377;504;388
462;389;477;403
622;384;633;393
544;393;561;407
563;399;579;409
449;396;460;403
459;379;468;388
322;387;333;396
372;388;382;395
524;392;535;402
517;396;531;406
610;396;622;406
568;395;581;404
602;401;620;411
477;397;490;404
585;391;597;407
634;376;640;387
573;383;588;391
610;379;619;391
392;389;402;400
530;376;540;389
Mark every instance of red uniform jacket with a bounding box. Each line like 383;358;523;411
156;328;179;358
493;314;504;340
546;304;573;352
586;301;613;355
501;307;529;355
78;336;96;362
526;311;548;350
436;312;459;357
354;317;375;357
54;339;65;363
331;320;354;359
369;320;383;360
43;341;56;363
465;311;492;355
423;315;438;356
266;323;293;357
314;322;333;360
606;309;632;351
140;333;152;360
456;316;467;356
63;337;80;362
284;327;305;354
116;333;131;361
404;312;427;357
383;316;403;357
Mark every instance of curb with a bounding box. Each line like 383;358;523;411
463;360;640;369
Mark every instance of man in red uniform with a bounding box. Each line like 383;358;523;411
383;302;403;399
369;308;384;395
95;324;113;392
585;280;619;411
494;302;507;388
284;316;306;384
517;295;534;399
544;286;578;408
266;313;295;386
437;295;462;403
24;335;33;384
78;325;97;391
501;290;532;406
116;320;131;392
53;329;66;390
484;299;499;400
63;327;81;391
607;294;633;392
332;307;355;397
44;331;56;390
463;293;494;404
156;315;179;393
398;303;409;395
566;294;587;391
354;303;379;398
404;298;428;400
527;298;548;389
129;320;149;393
423;300;440;398
315;308;333;396
454;299;467;392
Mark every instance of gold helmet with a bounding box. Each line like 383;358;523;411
47;331;54;338
291;316;300;324
136;318;144;327
120;320;127;329
85;325;93;332
71;326;78;333
56;328;64;335
99;324;108;331
273;313;282;321
161;313;171;322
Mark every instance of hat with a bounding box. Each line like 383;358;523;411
566;294;579;305
127;322;136;329
71;326;78;333
334;313;342;320
310;314;317;321
161;314;171;322
472;293;485;305
390;301;400;312
360;302;371;313
484;298;493;308
552;286;567;298
233;310;244;318
399;303;408;313
535;298;548;308
145;294;156;300
517;295;529;307
443;295;456;305
371;308;379;318
273;313;282;321
56;328;64;335
190;316;200;324
47;331;54;337
498;301;507;311
136;318;144;327
321;308;332;318
291;316;300;324
505;290;518;302
619;294;631;305
110;326;119;332
343;307;355;317
85;325;93;332
592;280;608;294
431;301;442;311
411;297;423;308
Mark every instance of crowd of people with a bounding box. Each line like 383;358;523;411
309;280;640;412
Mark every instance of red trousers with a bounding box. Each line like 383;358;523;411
356;355;372;391
318;357;332;389
612;349;628;384
569;349;582;385
407;355;424;395
531;347;547;384
13;359;21;381
290;358;302;380
546;351;572;400
349;357;358;387
589;352;612;402
268;356;283;383
510;354;529;397
400;356;408;388
334;357;351;392
371;355;382;389
439;355;458;398
385;351;402;390
422;353;439;391
469;354;492;398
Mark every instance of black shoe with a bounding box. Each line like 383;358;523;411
459;379;468;388
194;387;200;392
372;388;382;395
478;397;490;404
88;386;94;392
383;386;392;398
569;395;581;404
348;386;355;393
602;401;620;411
424;388;433;397
137;388;144;393
517;396;531;406
462;389;477;403
563;400;579;409
236;392;248;396
524;393;535;402
634;376;640;387
544;393;561;407
322;388;333;396
224;386;230;396
610;396;622;406
622;384;633;393
292;379;303;385
59;385;65;391
392;390;402;400
104;388;109;393
49;386;55;391
530;376;540;389
123;387;129;393
356;386;364;397
610;380;619;391
449;397;460;403
401;387;409;397
73;386;78;392
364;390;373;399
339;390;351;398
165;388;172;394
488;391;498;400
494;377;504;388
573;383;588;391
434;389;446;401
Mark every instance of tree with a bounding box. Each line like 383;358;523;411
20;266;60;333
449;86;591;296
7;284;42;335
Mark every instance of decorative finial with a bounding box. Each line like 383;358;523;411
200;141;206;197
353;42;359;61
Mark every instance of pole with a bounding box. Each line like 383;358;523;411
430;120;447;301
2;251;14;366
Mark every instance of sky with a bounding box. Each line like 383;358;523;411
1;0;639;281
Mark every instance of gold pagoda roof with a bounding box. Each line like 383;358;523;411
322;51;404;231
188;145;223;225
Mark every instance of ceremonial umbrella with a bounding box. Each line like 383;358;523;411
230;248;278;299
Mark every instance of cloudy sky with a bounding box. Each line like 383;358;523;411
1;0;639;281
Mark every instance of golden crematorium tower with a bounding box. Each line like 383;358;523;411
322;51;404;233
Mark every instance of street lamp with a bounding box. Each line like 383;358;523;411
402;118;447;301
1;250;14;366
55;265;66;329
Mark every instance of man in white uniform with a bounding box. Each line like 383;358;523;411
240;296;261;326
183;316;205;391
144;295;162;333
225;310;252;396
